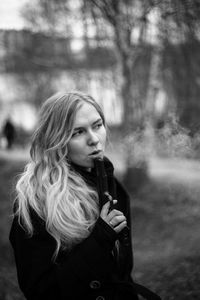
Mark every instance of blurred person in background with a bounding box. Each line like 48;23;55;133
3;118;16;149
9;91;161;300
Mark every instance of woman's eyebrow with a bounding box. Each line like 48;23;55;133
93;118;102;125
73;118;102;130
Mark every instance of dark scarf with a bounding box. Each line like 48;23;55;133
70;156;117;204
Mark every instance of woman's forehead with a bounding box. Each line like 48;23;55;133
73;103;101;127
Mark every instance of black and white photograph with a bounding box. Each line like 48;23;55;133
0;1;200;299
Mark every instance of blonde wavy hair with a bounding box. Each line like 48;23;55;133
15;91;106;258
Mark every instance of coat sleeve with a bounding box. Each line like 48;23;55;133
9;214;118;300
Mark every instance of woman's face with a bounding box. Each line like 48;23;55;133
67;102;107;170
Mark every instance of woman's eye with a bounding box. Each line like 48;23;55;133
72;129;83;137
95;123;102;129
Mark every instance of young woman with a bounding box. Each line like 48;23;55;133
9;92;161;300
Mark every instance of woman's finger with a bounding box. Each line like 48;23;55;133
101;199;118;216
108;209;123;220
109;215;126;228
100;201;110;217
113;220;127;234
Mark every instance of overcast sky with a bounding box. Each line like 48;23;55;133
0;0;27;29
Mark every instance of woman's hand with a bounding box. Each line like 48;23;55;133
100;200;127;234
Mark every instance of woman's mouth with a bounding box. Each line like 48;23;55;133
89;150;102;158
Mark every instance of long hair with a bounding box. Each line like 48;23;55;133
15;91;106;258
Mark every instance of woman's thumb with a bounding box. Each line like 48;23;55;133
101;201;110;216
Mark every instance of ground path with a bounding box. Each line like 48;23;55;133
0;147;30;162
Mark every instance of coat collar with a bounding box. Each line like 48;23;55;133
70;156;116;198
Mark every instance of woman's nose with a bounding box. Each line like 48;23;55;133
87;130;99;146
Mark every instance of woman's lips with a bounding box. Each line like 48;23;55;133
89;150;102;157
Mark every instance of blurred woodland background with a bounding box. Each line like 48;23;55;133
1;0;200;299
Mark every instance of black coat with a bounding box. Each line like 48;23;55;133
9;158;161;300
